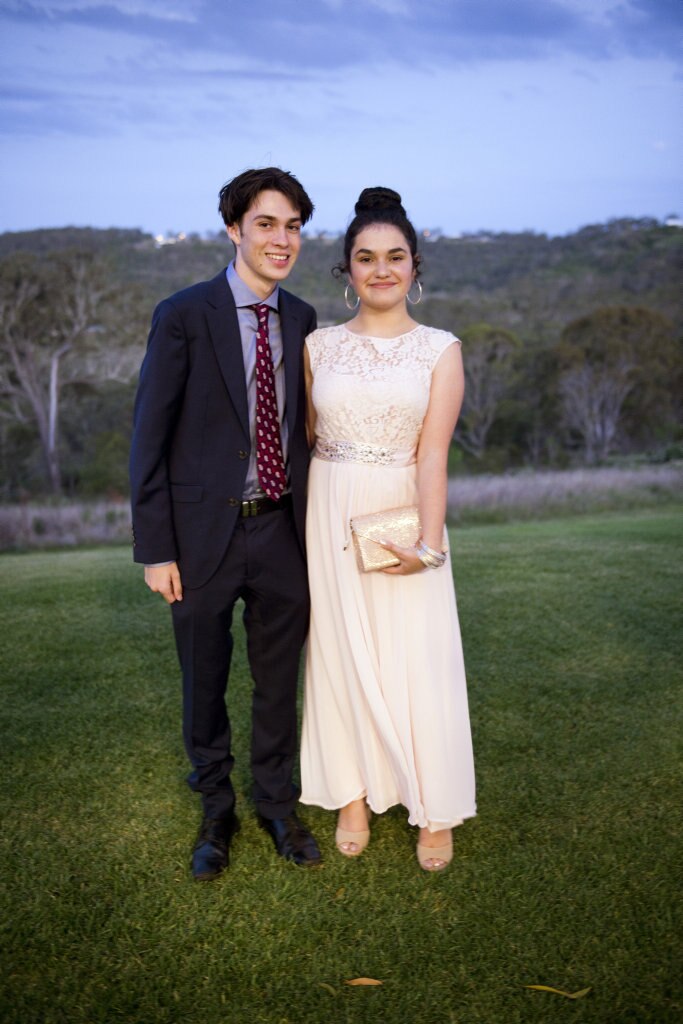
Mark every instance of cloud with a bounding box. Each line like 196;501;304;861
4;0;196;20
0;0;679;153
0;76;166;137
3;0;681;69
606;0;683;59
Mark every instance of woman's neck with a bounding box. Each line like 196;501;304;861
346;307;418;339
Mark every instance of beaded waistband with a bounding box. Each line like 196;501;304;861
315;439;414;466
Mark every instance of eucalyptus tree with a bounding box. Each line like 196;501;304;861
556;306;678;463
454;322;520;460
0;250;138;494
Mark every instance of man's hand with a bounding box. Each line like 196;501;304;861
144;562;183;603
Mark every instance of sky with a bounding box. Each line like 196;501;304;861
1;0;681;238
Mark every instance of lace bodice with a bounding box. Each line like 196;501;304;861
307;324;459;463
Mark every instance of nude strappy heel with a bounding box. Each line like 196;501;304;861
417;834;453;871
335;801;371;857
335;826;371;857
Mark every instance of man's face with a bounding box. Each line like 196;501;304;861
227;189;303;297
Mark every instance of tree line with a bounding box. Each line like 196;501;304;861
0;219;680;499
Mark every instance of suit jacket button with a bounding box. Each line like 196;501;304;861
228;498;240;507
238;450;248;459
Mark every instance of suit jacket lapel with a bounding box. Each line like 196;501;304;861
205;270;250;436
279;290;303;435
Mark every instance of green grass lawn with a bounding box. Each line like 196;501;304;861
1;509;681;1024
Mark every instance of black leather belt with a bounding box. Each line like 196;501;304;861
240;493;292;517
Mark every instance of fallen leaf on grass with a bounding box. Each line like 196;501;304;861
524;985;592;1000
319;983;337;995
344;977;383;987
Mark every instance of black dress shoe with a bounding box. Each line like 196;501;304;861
191;813;240;881
258;812;322;867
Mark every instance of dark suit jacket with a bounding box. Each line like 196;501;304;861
129;268;316;589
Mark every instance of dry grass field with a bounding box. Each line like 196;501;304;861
0;463;680;550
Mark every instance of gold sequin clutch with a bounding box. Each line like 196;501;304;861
349;505;420;572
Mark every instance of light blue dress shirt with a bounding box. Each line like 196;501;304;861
226;263;290;500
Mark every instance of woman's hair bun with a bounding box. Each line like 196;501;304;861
355;187;405;216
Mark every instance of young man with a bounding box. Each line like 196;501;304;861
130;168;320;879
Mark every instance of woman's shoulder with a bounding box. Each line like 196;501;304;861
305;323;347;349
416;324;462;354
305;324;347;367
420;324;462;346
306;323;345;340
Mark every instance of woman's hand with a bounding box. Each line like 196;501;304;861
380;541;425;575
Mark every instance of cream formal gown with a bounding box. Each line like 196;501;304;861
300;323;476;832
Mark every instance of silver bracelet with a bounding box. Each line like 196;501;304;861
419;539;446;563
416;540;446;569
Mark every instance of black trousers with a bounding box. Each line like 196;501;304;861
170;506;309;820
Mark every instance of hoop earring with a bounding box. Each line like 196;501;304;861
344;283;360;311
407;279;423;306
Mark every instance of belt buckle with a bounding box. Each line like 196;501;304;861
241;499;260;517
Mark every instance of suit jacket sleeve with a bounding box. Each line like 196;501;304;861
129;298;188;565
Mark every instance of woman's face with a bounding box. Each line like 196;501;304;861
348;223;415;312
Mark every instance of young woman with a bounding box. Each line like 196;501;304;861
300;188;476;870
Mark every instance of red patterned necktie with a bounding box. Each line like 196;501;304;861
252;303;287;500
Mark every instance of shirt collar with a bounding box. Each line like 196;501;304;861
227;262;279;311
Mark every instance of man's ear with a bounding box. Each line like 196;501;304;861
226;223;240;246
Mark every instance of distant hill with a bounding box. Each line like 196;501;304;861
1;218;679;342
0;218;680;499
294;219;682;341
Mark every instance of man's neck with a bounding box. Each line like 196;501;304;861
232;259;278;301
